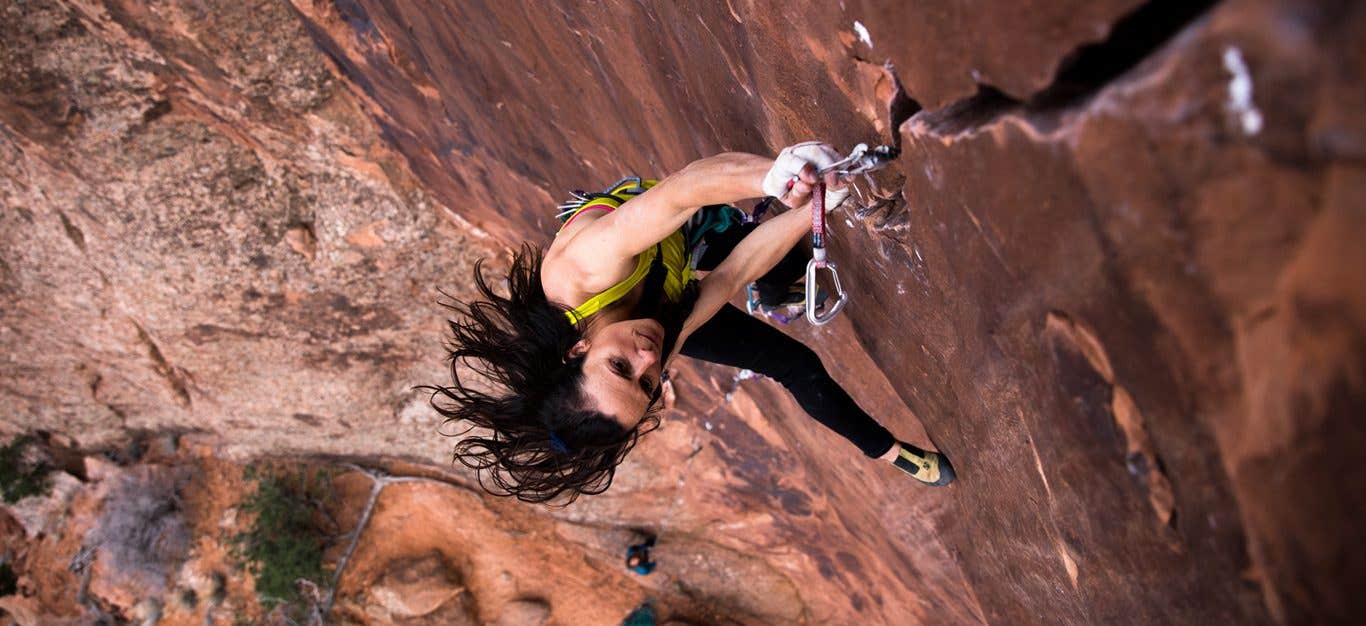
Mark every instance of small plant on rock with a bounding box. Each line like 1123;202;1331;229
0;435;52;504
230;464;337;619
85;468;192;594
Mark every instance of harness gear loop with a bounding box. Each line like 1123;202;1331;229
806;180;848;326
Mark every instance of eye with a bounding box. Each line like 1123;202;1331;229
610;357;654;397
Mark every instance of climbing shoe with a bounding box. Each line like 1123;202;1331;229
892;442;956;486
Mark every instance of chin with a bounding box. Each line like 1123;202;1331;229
631;281;699;359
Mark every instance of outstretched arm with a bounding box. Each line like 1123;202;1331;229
558;153;772;285
670;164;842;360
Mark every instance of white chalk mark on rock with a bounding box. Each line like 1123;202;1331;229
724;368;761;403
1222;47;1263;136
853;21;873;48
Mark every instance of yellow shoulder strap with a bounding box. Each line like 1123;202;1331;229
557;178;663;324
564;248;655;324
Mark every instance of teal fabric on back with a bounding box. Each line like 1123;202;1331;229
685;204;746;248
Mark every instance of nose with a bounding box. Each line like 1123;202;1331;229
634;343;659;370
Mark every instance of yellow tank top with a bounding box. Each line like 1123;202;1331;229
558;179;693;324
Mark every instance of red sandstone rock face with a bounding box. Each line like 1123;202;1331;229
3;0;1363;624
294;0;1365;623
0;0;498;464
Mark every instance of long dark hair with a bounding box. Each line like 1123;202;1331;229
422;244;690;504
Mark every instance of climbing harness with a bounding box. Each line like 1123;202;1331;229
745;284;800;324
806;180;848;326
744;197;811;324
743;199;793;324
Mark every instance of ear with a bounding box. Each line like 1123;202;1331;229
566;339;589;361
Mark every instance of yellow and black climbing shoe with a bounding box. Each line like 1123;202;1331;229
892;442;957;486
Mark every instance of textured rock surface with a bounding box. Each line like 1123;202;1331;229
3;0;1364;625
361;552;463;620
0;0;496;464
493;599;550;626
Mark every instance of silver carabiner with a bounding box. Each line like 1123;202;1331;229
805;250;848;326
818;142;897;178
817;143;869;177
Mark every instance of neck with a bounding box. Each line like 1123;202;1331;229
582;303;635;337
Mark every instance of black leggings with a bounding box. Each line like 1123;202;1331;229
679;222;896;458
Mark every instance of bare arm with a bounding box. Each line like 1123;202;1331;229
669;166;842;360
558;153;772;287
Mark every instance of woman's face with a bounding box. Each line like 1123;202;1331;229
570;318;667;429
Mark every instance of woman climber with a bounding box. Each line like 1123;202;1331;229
426;142;955;503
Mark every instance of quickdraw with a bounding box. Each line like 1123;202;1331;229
806;179;848;326
793;142;898;326
818;142;898;178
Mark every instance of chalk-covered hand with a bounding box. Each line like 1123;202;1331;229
761;141;851;212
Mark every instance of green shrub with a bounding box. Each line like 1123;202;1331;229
0;436;51;504
230;464;335;612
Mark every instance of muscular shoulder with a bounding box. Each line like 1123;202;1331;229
544;215;638;299
544;255;637;304
539;248;586;306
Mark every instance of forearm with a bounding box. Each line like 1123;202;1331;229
576;152;773;264
651;152;772;211
711;203;811;289
672;206;812;358
665;146;840;357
